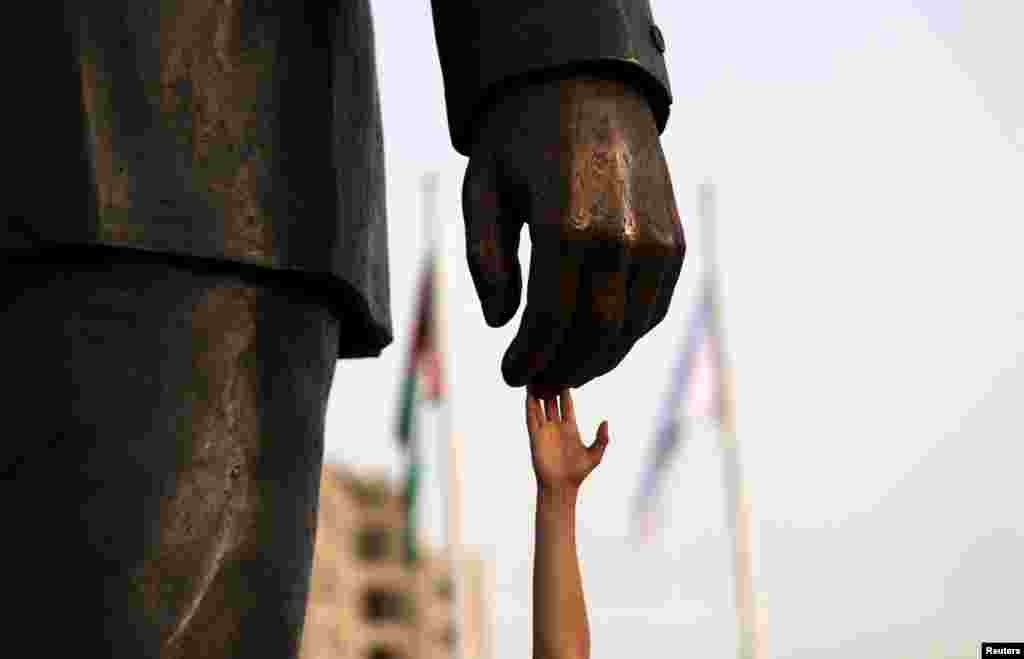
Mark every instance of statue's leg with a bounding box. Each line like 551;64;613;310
3;249;340;658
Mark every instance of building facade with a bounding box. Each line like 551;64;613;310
300;465;491;659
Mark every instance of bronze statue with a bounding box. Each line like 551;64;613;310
4;2;683;657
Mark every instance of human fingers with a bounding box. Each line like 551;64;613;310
559;388;575;427
589;420;610;466
526;392;542;436
544;396;559;422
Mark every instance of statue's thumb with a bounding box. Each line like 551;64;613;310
462;158;522;327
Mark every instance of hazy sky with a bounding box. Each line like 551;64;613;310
324;2;1023;657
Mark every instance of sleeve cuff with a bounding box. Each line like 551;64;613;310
431;0;673;155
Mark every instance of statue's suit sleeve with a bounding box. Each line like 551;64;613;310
430;0;672;155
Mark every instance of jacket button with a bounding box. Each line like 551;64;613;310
650;24;666;53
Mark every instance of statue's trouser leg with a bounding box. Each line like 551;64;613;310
3;250;340;658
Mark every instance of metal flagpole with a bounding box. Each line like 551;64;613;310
423;172;464;659
699;181;718;277
699;181;761;659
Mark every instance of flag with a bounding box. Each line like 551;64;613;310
632;276;723;540
397;248;445;563
398;250;445;443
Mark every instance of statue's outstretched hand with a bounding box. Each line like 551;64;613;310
463;76;685;395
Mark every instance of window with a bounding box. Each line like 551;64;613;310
363;588;414;623
357;527;392;561
435;575;453;601
351;479;389;506
439;624;457;649
367;643;402;659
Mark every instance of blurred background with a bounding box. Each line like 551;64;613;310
312;1;1024;658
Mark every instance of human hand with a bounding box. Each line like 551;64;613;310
463;76;685;395
525;388;609;494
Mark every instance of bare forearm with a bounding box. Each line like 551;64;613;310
533;486;589;659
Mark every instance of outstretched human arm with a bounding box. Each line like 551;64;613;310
526;388;610;659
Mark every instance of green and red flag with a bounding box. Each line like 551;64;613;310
396;249;445;563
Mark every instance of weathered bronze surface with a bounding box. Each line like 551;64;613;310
431;0;672;155
3;251;338;658
13;1;389;358
4;1;681;656
464;76;685;397
9;0;674;364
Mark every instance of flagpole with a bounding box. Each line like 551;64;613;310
699;181;761;659
699;180;718;277
423;171;437;250
423;172;464;659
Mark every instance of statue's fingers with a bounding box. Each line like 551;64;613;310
462;156;523;327
501;224;582;387
599;246;667;374
555;238;629;389
528;382;562;400
646;172;686;334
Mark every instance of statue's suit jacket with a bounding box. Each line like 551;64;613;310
7;1;671;358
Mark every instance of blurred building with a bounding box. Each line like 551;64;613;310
300;464;492;659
